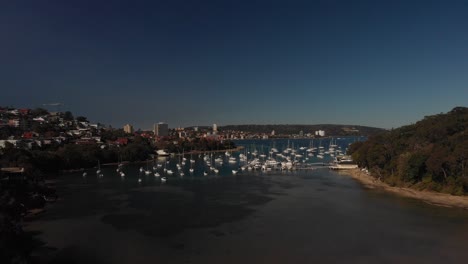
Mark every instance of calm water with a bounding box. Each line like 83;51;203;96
27;139;468;264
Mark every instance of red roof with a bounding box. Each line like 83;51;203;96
19;109;30;115
22;132;33;139
116;138;129;145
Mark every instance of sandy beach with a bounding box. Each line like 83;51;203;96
343;169;468;210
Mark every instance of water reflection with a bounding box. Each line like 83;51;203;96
27;139;468;264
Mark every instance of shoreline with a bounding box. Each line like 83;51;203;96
83;147;246;167
180;146;244;155
58;147;246;173
342;169;468;210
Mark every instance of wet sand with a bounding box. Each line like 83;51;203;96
344;169;468;210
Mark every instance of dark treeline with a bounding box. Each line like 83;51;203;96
221;124;385;136
0;138;155;263
348;107;468;195
0;136;154;174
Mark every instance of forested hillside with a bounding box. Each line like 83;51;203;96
348;107;468;195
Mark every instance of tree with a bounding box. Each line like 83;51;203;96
452;134;468;178
121;140;152;161
76;116;88;123
30;108;48;117
63;111;74;121
397;152;427;184
426;146;452;181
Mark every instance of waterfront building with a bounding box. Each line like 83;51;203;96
315;130;325;137
123;124;134;134
154;122;169;137
213;123;218;132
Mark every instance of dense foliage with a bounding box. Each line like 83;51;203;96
348;107;468;195
0;137;154;173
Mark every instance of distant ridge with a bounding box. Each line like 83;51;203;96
218;124;385;136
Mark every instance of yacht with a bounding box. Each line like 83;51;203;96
156;149;170;156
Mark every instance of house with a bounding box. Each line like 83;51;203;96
8;119;20;127
22;132;34;139
75;138;97;145
116;137;129;145
0;140;19;148
19;109;30;115
33;117;46;123
8;109;19;115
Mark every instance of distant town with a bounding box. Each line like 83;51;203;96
0;106;384;152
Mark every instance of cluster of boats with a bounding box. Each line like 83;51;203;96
83;138;358;182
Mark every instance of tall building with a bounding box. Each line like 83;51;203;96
212;123;217;132
154;122;169;137
123;124;134;134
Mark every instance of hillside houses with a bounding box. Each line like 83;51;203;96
0;106;106;150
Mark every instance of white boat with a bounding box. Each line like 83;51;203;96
265;158;278;167
232;170;238;175
329;156;358;170
167;170;174;175
156;149;170;156
96;160;101;174
154;172;160;177
161;177;167;182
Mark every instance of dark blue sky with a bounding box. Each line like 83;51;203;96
1;0;468;129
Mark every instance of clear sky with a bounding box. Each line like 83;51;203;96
1;0;467;130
